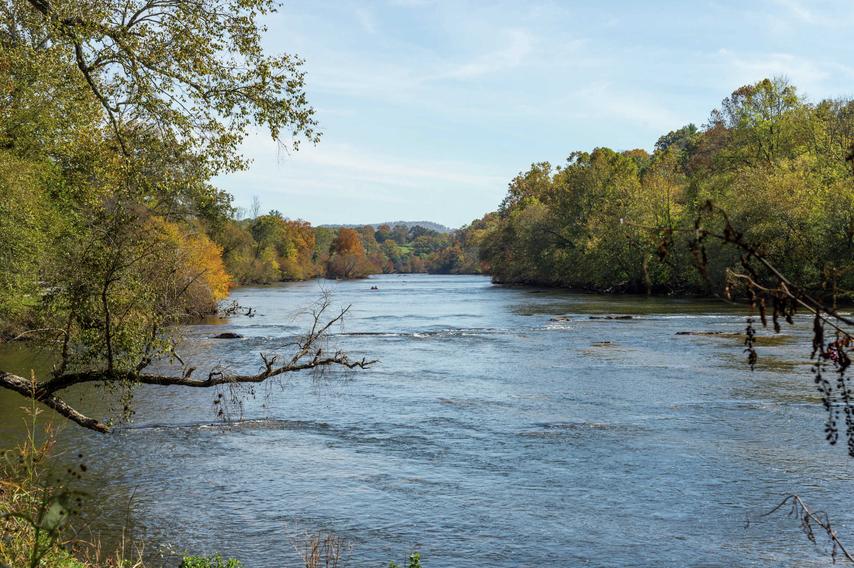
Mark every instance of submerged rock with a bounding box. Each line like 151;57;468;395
549;316;572;322
675;331;730;336
213;332;243;339
675;331;793;345
589;315;634;320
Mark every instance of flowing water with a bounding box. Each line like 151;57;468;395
1;274;852;567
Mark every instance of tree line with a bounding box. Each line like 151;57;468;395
208;77;854;299
214;213;490;284
474;78;854;297
5;69;851;357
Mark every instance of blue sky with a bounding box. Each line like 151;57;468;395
215;0;854;228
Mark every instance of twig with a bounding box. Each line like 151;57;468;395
754;495;854;563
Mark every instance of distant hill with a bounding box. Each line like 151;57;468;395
319;220;453;233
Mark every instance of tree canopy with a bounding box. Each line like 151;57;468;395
0;0;352;431
479;78;854;298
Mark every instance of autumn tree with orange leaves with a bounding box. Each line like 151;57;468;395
326;228;376;279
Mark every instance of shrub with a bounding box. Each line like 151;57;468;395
179;553;242;568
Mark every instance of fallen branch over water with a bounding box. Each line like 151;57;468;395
0;297;376;433
750;495;854;563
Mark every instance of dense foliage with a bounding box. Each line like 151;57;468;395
0;0;328;431
215;216;492;284
0;0;313;342
0;1;852;560
478;78;854;297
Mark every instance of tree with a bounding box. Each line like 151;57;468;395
4;0;318;168
278;219;318;280
375;224;392;243
329;228;365;257
498;162;553;216
480;78;853;297
0;153;59;326
391;224;410;244
709;77;804;168
326;228;375;279
654;123;699;154
0;0;372;432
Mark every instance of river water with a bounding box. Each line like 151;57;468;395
1;274;852;567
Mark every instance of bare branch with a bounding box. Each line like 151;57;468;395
0;328;68;343
0;371;109;432
752;495;854;563
0;304;376;433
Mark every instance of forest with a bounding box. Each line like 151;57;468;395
476;78;854;297
213;77;854;305
0;0;483;348
215;216;487;284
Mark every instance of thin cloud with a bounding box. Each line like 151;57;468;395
715;48;854;97
440;29;534;80
240;1;854;225
354;7;378;35
768;0;854;26
219;135;505;195
572;83;687;131
289;142;505;189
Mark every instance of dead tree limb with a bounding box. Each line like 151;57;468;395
0;299;376;433
752;494;854;563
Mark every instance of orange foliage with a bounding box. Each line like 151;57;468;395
330;228;365;256
279;219;317;280
184;230;232;302
327;228;375;278
149;217;232;313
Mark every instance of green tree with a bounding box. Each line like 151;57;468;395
0;0;370;431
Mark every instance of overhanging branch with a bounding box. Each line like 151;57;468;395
0;302;376;433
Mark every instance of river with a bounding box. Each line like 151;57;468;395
1;274;851;567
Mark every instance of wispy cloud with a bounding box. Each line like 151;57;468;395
768;0;854;26
240;0;854;225
387;0;433;7
439;29;533;79
354;7;378;35
215;135;508;225
714;48;854;97
219;135;504;196
292;142;505;189
568;83;687;131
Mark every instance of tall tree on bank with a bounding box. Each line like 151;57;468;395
327;228;375;279
0;0;371;432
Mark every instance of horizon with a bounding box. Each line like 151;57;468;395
316;220;453;229
214;0;854;227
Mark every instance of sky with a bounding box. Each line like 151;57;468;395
215;0;854;228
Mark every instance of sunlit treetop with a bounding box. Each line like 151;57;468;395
0;0;318;175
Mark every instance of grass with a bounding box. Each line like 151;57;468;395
0;376;144;568
179;554;242;567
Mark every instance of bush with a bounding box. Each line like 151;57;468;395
389;551;422;568
179;553;242;568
